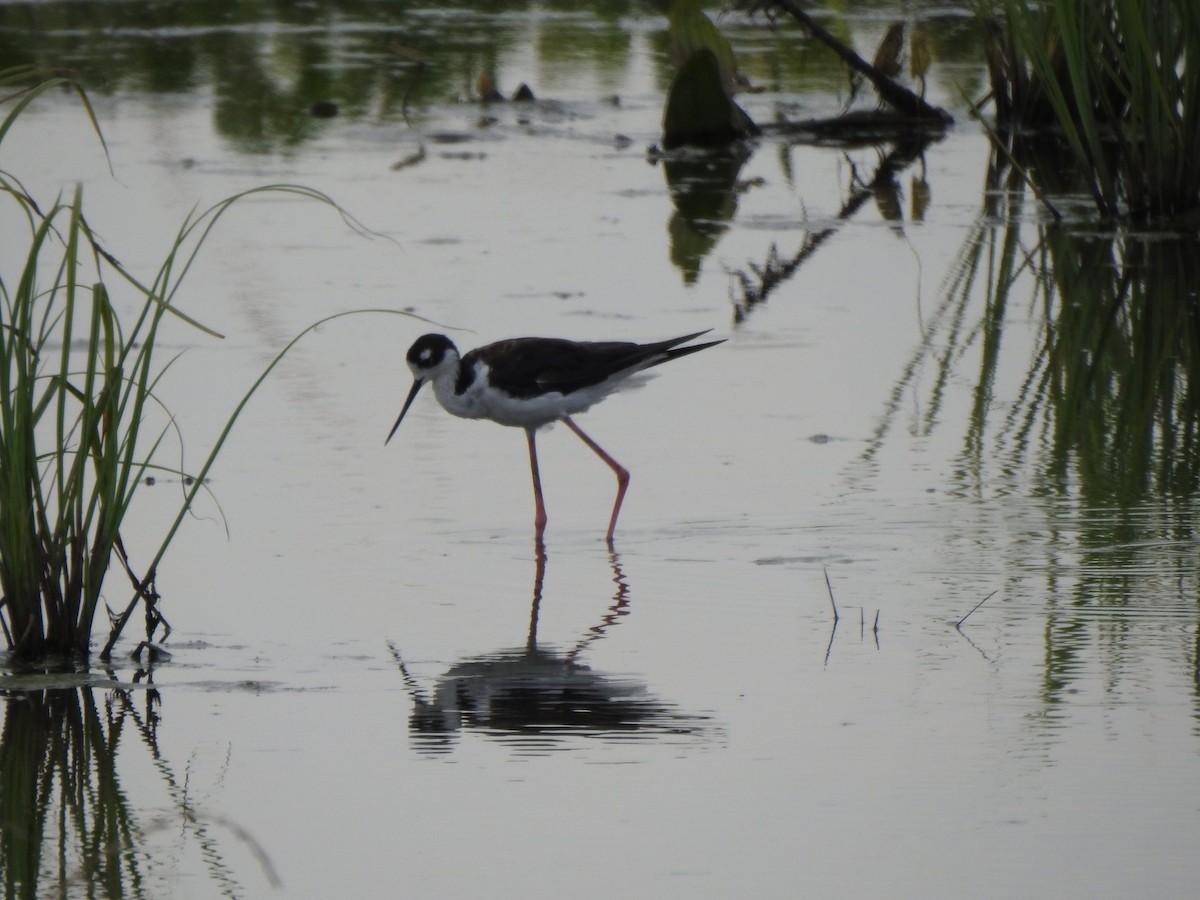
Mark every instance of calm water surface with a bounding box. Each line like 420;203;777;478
2;2;1199;898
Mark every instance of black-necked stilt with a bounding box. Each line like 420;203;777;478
385;330;724;542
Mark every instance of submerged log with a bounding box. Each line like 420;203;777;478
766;109;948;146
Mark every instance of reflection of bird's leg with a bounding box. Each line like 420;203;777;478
608;547;629;609
526;428;548;538
567;545;633;663
563;416;630;544
527;535;547;652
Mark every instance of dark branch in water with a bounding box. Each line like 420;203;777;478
742;0;952;124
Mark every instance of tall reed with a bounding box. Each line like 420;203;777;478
991;0;1200;221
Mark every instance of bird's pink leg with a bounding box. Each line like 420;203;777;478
563;416;629;544
526;428;548;538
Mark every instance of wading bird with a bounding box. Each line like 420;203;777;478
386;330;724;542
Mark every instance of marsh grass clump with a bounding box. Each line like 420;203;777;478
0;69;368;662
0;186;150;660
0;71;174;661
987;0;1200;222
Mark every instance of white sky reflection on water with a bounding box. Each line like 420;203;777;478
1;4;1199;898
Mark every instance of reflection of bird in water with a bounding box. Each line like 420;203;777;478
385;331;724;543
389;540;718;755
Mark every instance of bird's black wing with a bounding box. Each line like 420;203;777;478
468;331;721;399
467;338;639;398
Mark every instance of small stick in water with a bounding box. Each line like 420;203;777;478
823;567;840;623
956;590;998;629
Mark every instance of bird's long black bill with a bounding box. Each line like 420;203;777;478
385;379;425;445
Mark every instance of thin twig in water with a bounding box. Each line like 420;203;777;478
823;567;839;623
391;145;427;171
956;590;998;629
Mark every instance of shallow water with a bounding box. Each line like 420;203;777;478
2;2;1200;898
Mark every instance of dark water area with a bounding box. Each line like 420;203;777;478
2;2;1200;897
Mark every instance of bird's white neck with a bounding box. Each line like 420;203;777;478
430;359;490;420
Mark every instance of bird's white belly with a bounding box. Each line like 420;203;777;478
432;370;612;428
